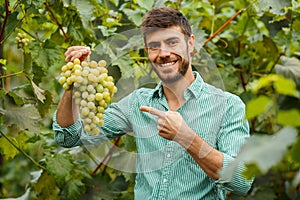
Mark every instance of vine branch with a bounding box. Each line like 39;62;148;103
44;2;70;42
0;130;46;170
0;0;10;45
203;8;245;46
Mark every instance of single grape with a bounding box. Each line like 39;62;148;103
81;107;89;116
98;60;107;67
95;93;103;101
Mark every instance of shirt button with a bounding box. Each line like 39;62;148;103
163;178;167;183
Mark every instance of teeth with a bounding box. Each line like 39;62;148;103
160;62;175;67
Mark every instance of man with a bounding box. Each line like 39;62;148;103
53;6;253;199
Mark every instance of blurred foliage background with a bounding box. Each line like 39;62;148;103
0;0;300;199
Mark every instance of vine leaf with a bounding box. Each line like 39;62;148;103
0;135;19;160
257;0;291;15
31;80;46;103
46;153;73;185
0;104;41;132
69;0;94;33
246;96;271;119
275;56;300;88
220;127;298;181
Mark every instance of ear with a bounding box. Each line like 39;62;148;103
188;34;195;55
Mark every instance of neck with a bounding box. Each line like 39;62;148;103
162;68;195;110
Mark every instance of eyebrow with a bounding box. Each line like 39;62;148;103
146;36;180;47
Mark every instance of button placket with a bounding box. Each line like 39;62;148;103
157;142;174;199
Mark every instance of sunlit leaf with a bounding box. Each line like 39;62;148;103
255;74;298;97
0;135;19;160
0;59;7;65
246;96;271;119
277;109;300;127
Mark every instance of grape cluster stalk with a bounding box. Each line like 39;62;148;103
58;58;117;135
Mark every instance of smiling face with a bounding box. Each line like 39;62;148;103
145;26;194;84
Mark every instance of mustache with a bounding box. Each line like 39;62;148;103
156;55;181;63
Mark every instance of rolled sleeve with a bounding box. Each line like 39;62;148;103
216;153;254;195
52;112;83;148
215;94;254;195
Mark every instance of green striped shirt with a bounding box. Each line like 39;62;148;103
53;71;253;199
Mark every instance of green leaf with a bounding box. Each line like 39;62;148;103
33;171;60;200
137;0;154;10
31;40;63;69
0;135;19;160
275;56;300;88
257;0;291;15
46;153;74;185
23;52;32;74
71;0;94;33
5;12;19;37
277;109;300;127
0;59;7;65
1;104;41;132
233;56;251;67
246;96;271;119
62;179;85;200
37;90;53;118
220;127;298;181
122;8;143;27
7;91;24;106
274;76;297;96
290;137;300;162
255;74;298;97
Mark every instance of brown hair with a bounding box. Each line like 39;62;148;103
141;7;192;40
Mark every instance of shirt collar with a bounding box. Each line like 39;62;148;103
152;71;204;99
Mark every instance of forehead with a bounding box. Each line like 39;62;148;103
145;26;186;43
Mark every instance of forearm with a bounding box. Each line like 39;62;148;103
56;90;79;127
180;130;223;180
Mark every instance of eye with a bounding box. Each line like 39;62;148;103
147;42;160;50
167;39;179;47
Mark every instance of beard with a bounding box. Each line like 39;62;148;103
151;53;190;84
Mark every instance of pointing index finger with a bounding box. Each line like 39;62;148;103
140;106;165;118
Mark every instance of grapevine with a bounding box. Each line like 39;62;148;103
58;58;117;135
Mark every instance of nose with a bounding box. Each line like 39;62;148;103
158;45;171;57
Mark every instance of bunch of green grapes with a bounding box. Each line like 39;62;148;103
58;58;117;135
15;33;30;48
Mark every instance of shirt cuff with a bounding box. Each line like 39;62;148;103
52;111;83;147
215;153;253;195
